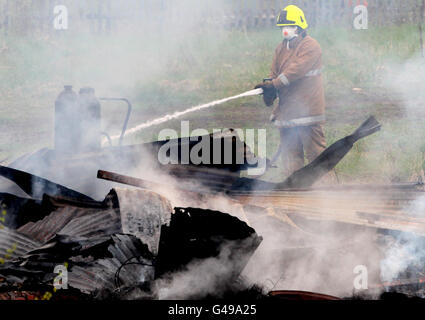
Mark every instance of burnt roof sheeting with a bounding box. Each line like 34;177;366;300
58;209;121;238
67;234;154;295
17;206;120;243
0;227;42;259
68;264;111;293
17;187;173;250
0;234;153;296
17;207;91;243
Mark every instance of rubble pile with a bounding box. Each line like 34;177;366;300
2;115;425;300
0;188;262;300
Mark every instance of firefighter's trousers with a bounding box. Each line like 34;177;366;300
279;124;327;177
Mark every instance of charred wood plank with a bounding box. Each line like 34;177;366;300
233;195;425;236
97;170;213;197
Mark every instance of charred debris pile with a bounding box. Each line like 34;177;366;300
0;188;262;300
2;87;425;300
0;113;387;300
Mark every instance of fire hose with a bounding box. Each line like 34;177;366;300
107;88;264;143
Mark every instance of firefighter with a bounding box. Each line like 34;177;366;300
255;5;327;177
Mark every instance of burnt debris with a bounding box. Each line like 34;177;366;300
0;187;262;300
1;89;423;301
4;125;267;199
155;207;262;279
0;165;95;201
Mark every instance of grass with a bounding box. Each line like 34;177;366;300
1;24;424;183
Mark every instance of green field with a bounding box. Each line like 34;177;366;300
1;24;424;183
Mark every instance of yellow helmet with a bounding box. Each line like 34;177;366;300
276;5;308;30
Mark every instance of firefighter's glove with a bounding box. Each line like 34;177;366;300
255;82;277;107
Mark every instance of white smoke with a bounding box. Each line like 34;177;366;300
239;205;383;298
372;56;425;289
380;193;425;285
155;241;249;300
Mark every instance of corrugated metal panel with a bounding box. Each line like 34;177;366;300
17;207;83;243
58;209;121;238
17;206;120;243
67;234;154;295
0;227;42;260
